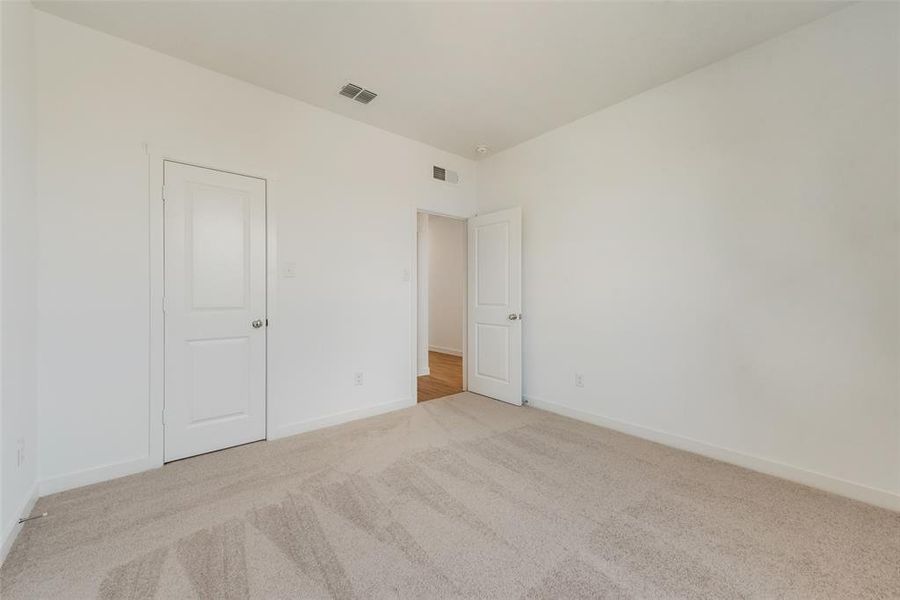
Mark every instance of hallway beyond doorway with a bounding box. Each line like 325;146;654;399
417;351;462;402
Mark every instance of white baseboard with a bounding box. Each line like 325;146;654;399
274;397;414;439
525;395;900;512
429;345;463;357
418;368;430;376
39;455;159;497
0;483;39;567
35;399;415;499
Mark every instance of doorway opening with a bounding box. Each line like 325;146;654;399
416;212;466;402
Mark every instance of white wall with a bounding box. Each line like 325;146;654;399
35;11;476;491
1;0;39;557
427;215;465;356
25;2;900;511
478;4;900;508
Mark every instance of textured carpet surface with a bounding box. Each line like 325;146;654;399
2;392;898;599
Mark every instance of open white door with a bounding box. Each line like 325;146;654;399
467;207;522;405
163;161;267;462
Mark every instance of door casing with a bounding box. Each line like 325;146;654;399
149;148;279;470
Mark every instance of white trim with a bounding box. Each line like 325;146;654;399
428;345;463;357
411;208;424;402
461;220;467;392
36;395;411;498
0;483;39;566
147;146;165;471
418;367;430;376
273;398;413;440
525;395;900;512
265;179;278;442
39;456;157;496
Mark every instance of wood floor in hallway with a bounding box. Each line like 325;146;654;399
417;351;463;401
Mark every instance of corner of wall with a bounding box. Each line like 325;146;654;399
0;0;39;562
0;482;38;566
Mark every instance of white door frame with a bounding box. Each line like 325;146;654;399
410;208;468;402
148;145;279;469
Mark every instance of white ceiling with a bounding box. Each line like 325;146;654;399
35;1;845;159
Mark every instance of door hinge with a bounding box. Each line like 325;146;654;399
161;185;167;201
161;409;166;426
162;296;167;313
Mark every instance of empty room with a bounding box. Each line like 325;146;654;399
1;1;898;598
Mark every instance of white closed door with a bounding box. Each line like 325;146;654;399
164;161;267;462
467;207;522;405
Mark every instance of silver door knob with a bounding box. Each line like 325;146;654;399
251;319;264;329
508;313;521;321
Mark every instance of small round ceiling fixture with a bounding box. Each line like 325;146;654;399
475;145;489;155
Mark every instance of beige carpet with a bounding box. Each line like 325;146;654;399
2;392;898;599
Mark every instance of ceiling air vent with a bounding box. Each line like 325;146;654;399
433;165;459;184
355;89;377;104
339;83;363;99
339;82;377;104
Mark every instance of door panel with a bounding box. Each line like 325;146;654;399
189;185;250;309
476;221;509;306
467;208;522;405
164;161;266;462
187;337;250;424
475;324;509;382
